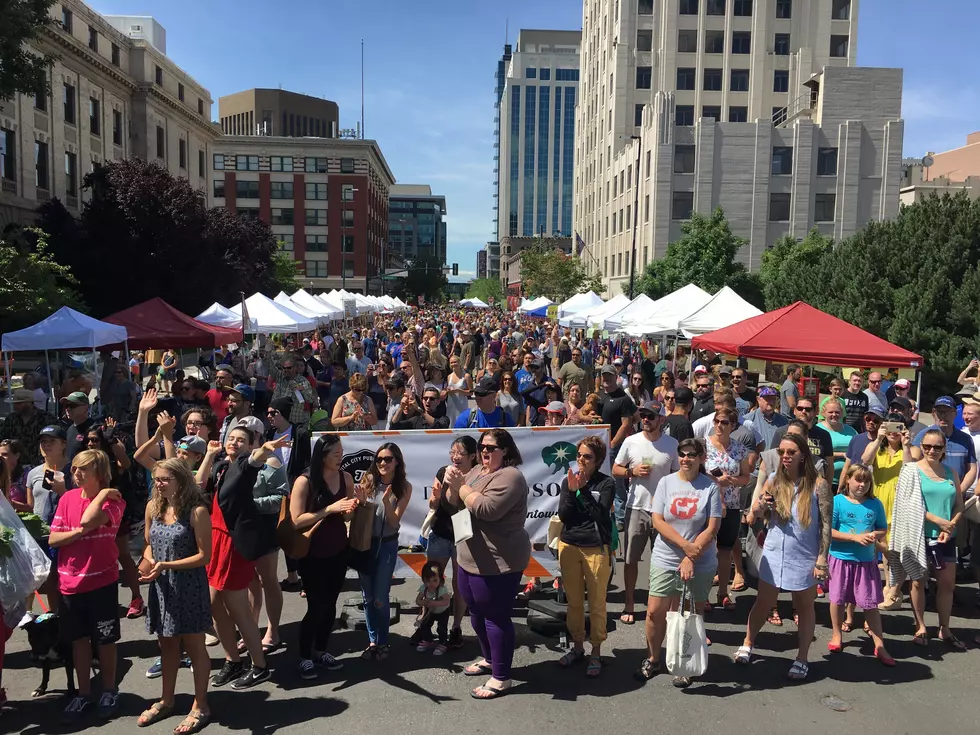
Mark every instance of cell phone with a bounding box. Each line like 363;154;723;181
763;491;775;506
42;469;54;490
881;421;904;433
710;467;724;478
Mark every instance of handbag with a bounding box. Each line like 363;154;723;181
451;508;474;544
547;515;563;551
419;508;438;540
275;497;322;561
348;501;376;552
665;583;709;677
964;495;980;524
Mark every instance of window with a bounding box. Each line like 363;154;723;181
279;233;294;251
674;145;696;174
236;155;259;171
730;69;749;92
636;66;652;89
237;207;260;219
35;141;48;189
306;209;327;226
88;98;100;135
539;67;551;81
177;83;185;102
271;208;294;225
817;147;838;176
270;181;294;199
706;0;725;15
734;0;752;15
639;0;654;13
771;146;793;175
213;154;225;170
637;29;653;52
525;67;537;78
306;235;327;252
703;68;722;91
156;126;165;158
88;26;98;51
769;193;790;221
155;65;163;85
340;157;355;173
342;184;355;201
672;191;694;220
702;105;721;121
65;152;77;196
731;31;751;54
34;79;47;112
634;103;644;126
729;106;748;122
61;6;72;32
198;149;205;177
305;260;328;278
776;0;791;17
612;211;617;235
814;193;836;221
830;35;849;57
213;179;225;198
178;139;186;169
111;43;120;66
111;109;122;145
705;30;724;53
679;0;699;14
678;29;698;53
676;105;695;125
773;69;789;93
305;157;328;173
343;236;355;254
63;82;76;124
0;128;13;181
236;180;259;198
644;195;650;222
676;67;696;90
270;155;293;172
646;150;651;177
306;182;327;200
555;69;579;81
833;0;851;20
343;209;354;226
198;99;204;115
774;33;790;55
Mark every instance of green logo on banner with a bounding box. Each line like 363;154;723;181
542;442;576;474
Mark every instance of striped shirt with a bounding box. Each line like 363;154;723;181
51;489;125;595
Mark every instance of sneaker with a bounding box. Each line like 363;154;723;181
97;690;119;719
205;629;219;647
280;578;303;593
433;644;448;656
231;665;272;690
297;659;317;680
448;627;463;649
126;597;146;619
210;659;245;688
316;652;343;671
517;580;540;599
61;695;93;724
416;641;435;652
146;656;192;679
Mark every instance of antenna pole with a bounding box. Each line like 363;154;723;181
361;39;365;139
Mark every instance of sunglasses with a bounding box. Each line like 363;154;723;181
479;444;502;453
376;455;396;464
776;448;799;456
267;409;279;416
869;380;882;384
576;452;594;460
921;443;945;453
796;406;815;412
678;450;700;459
665;395;676;401
713;419;731;426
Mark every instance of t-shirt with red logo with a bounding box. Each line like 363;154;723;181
50;489;125;594
206;387;230;424
650;473;721;574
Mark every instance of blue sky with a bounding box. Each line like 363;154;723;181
90;0;978;278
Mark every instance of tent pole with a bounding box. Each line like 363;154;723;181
3;351;10;406
915;369;922;409
44;350;53;413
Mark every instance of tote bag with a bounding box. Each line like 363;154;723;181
665;583;709;677
451;508;474;544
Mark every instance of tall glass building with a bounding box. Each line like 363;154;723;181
495;30;580;245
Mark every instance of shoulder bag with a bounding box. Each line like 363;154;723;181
275;496;322;560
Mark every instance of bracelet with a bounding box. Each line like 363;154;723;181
814;563;829;571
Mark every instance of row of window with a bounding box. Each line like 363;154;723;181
668;191;836;222
664;29;849;59
676;67;752;92
677;0;850;19
213;154;358;173
304;260;356;278
51;84;125;145
0;129;78;197
214;180;354;201
524;68;580;81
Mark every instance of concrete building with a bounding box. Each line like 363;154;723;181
209;136;394;293
388;184;447;264
573;0;902;293
476;248;488;279
0;0;218;228
217;89;339;138
496;29;581;253
900;134;980;205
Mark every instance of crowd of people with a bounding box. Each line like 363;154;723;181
0;304;978;727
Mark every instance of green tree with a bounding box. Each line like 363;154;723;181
392;256;447;304
267;248;302;294
520;245;605;302
0;226;83;333
759;228;834;310
465;277;504;304
0;0;55;100
636;207;762;307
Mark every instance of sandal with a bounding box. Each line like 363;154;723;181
619;612;635;625
733;645;753;665
464;661;493;676
262;641;283;655
558;648;585;667
940;633;966;651
634;658;662;681
361;645;378;660
730;577;747;592
671;675;692;688
767;608;783;627
840;621;853;633
470;684;510;700
585;656;602;677
138;702;174;727
375;645;390;661
912;632;929;647
174;710;210;734
787;660;809;681
717;596;736;611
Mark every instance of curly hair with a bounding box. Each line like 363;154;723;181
149;458;206;522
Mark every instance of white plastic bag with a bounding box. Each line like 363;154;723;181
0;493;51;609
665;583;709;677
451;508;474;544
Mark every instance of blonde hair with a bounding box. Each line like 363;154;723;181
771;434;818;529
71;449;112;487
149;458;205;522
349;372;368;392
841;463;875;499
822;397;844;417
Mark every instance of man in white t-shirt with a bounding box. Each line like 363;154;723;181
612;400;679;624
963;401;980;494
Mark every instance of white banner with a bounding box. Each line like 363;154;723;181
315;426;612;547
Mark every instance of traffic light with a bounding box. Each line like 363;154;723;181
452;263;458;276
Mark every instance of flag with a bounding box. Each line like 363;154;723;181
575;231;586;255
639;340;651;359
240;292;250;341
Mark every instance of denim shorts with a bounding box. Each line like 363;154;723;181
426;533;456;560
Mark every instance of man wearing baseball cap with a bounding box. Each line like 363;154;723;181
910;396;977;493
537;400;567;427
0;387;57;465
746;385;789;450
690;371;716;423
26;424;71;525
61;391;94;462
220;384;255;446
454;375;514;428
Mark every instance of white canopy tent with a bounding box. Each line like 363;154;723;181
274;292;325;323
559;293;630;328
519;296;553;313
620;284;713;336
679;286;763;337
317;292;346;314
291;289;344;321
232;293;317;334
195;302;247;330
557;291;604;318
601;294;658;331
460;297;490;308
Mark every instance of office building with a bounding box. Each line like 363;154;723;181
476;248;488;279
209;135;394;293
494;29;580;275
573;0;903;293
900;134;980;205
0;0;217;227
388;184;447;264
218;89;339;138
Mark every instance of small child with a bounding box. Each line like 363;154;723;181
410;561;451;655
827;464;894;665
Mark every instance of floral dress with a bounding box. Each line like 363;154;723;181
341;394;371;431
705;439;749;509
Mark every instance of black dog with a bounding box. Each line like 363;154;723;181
20;612;98;698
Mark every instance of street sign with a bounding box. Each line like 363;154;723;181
546;305;559;320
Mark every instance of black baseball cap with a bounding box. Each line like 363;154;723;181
473;376;498;396
38;425;67;441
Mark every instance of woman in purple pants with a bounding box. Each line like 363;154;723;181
443;428;530;700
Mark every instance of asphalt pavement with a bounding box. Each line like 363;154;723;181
3;553;980;735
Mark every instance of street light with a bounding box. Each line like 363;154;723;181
341;185;359;291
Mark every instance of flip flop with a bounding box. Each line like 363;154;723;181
940;634;966;651
463;662;493;676
912;633;929;647
262;641;284;655
585;656;602;678
840;621;853;633
730;579;747;592
470;684;510;700
619;612;635;625
767;608;783;627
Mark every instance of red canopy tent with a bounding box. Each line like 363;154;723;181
104;298;243;348
690;301;923;368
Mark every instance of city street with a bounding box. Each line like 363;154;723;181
3;556;979;734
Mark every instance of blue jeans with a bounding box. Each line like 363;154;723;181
358;537;399;645
611;443;627;524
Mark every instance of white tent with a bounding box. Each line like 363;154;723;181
274;292;324;323
602;294;658;331
559;294;630;328
2;307;128;351
291;289;343;321
519;296;553;313
232;293;317;334
558;291;604;318
196;302;245;330
621;284;713;336
462;297;489;308
679;286;763;337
